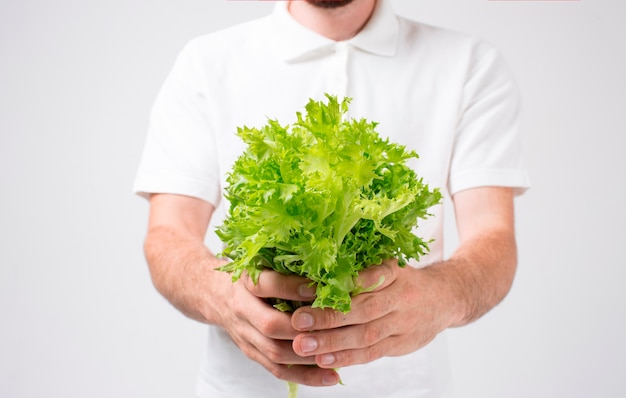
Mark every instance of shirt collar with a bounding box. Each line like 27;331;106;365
269;0;399;62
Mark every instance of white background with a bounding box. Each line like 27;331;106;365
1;0;624;397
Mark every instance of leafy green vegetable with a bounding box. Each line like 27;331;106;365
217;95;441;313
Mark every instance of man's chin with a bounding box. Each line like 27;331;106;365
305;0;355;9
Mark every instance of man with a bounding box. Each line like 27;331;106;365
134;0;530;396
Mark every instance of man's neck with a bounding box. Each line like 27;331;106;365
288;0;377;41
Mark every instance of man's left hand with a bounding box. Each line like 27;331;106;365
291;259;458;368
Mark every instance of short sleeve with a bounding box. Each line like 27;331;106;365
133;39;222;206
448;41;530;196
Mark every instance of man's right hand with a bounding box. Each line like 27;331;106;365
143;193;340;387
220;269;341;386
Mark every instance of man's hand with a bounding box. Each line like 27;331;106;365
290;260;457;368
144;194;341;387
144;185;516;383
290;186;518;368
218;270;342;386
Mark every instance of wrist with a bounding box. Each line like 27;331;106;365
196;257;233;325
420;260;474;329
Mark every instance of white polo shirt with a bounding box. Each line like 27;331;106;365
134;1;530;397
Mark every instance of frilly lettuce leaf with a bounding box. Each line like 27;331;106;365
217;95;441;313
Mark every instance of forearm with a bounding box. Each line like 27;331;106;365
143;224;230;324
429;227;517;328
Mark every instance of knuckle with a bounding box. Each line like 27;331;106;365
298;365;328;387
362;325;382;346
231;299;247;318
362;294;388;316
274;274;292;297
240;345;256;361
357;268;377;289
269;364;287;381
322;332;340;352
357;262;395;292
323;313;336;329
363;295;380;315
298;372;315;386
257;314;281;337
326;310;344;329
242;273;255;291
383;258;398;270
264;343;284;364
382;259;398;278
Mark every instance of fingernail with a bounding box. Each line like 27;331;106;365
322;373;338;386
300;336;318;353
298;283;316;298
320;353;335;366
294;312;314;329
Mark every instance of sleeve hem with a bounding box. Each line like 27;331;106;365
133;173;221;207
449;168;530;196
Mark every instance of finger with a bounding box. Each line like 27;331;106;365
246;333;318;366
292;316;394;358
226;290;316;364
292;289;394;332
232;329;339;386
247;300;301;340
322;329;438;369
313;336;403;369
353;258;400;294
265;362;341;387
243;269;317;301
231;282;299;340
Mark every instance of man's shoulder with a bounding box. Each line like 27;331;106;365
398;16;479;48
396;15;502;64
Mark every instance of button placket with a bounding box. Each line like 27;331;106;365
327;41;350;101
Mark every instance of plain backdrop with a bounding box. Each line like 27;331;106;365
1;0;625;397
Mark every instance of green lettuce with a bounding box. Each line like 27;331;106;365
217;95;441;313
